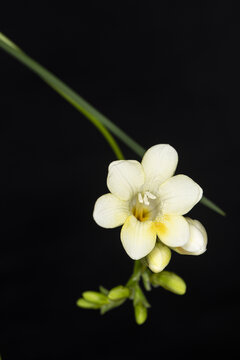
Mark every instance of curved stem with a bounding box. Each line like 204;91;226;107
49;82;124;160
0;33;124;161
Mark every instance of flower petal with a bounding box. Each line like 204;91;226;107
107;160;145;201
154;215;189;247
158;174;203;215
174;218;207;255
120;215;157;260
93;193;130;228
141;144;178;191
147;242;171;273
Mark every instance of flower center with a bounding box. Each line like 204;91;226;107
131;191;158;222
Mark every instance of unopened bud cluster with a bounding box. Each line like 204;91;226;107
77;265;187;325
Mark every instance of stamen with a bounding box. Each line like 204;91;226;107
138;193;143;203
145;191;156;199
143;193;150;206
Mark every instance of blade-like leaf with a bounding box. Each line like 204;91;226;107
200;196;226;216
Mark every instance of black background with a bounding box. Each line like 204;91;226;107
0;2;238;359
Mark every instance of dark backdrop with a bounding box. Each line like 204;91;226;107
0;2;238;359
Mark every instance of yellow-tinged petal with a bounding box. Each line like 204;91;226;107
107;160;145;201
158;174;203;215
147;242;171;273
174;218;207;255
93;193;130;228
120;215;157;260
154;215;189;247
141;144;178;191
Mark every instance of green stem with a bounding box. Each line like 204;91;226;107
126;260;151;314
126;260;145;287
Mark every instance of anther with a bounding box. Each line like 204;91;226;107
138;193;143;203
143;193;150;206
145;191;156;199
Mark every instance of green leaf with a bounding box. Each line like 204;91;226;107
201;196;226;216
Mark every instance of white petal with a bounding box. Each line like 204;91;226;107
174;218;207;255
107;160;145;201
158;174;203;215
147;242;171;273
93;193;130;228
154;215;189;247
141;144;178;191
190;219;208;247
120;215;157;260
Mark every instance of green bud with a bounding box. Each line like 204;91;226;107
151;271;186;295
108;286;130;301
82;291;110;305
76;298;101;309
134;303;148;325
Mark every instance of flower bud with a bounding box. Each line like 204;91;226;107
82;291;110;305
134;303;147;325
108;286;130;301
151;271;186;295
76;298;102;309
174;218;207;255
147;242;171;273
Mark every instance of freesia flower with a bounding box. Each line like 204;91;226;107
93;144;206;266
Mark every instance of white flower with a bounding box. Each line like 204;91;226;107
93;144;204;261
